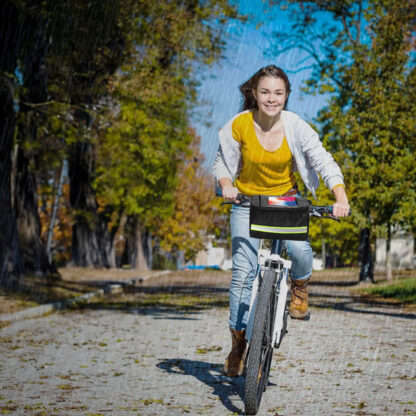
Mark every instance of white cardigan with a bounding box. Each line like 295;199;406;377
212;110;344;198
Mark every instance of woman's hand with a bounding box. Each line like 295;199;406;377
332;201;350;217
219;178;240;203
222;185;240;203
332;185;350;217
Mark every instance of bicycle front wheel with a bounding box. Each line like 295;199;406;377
244;269;277;415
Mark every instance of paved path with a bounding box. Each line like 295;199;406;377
1;274;415;416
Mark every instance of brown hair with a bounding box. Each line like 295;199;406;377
239;65;291;111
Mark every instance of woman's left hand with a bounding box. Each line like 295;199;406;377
332;201;350;217
332;185;350;217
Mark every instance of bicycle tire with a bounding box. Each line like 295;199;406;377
244;269;277;415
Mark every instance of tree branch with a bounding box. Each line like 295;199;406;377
356;0;362;43
341;15;355;44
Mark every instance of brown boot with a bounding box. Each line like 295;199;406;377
223;328;247;377
289;278;310;319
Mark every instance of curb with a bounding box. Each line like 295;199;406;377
0;270;171;325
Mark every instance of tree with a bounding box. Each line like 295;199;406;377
0;1;27;285
270;0;416;279
13;5;57;277
0;0;129;280
44;0;132;268
154;129;220;264
93;1;241;269
307;181;359;268
1;0;243;281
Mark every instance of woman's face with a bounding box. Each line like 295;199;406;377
252;76;288;117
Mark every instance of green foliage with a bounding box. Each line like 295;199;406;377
272;0;416;260
360;277;416;303
154;130;220;262
92;1;241;234
10;0;242;266
152;252;177;271
319;2;416;236
308;184;360;265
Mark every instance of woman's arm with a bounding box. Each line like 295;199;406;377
296;119;350;216
213;145;241;201
213;150;239;200
299;121;344;190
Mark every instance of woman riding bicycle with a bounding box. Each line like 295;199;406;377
212;65;350;377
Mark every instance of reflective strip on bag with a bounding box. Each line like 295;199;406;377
250;224;308;234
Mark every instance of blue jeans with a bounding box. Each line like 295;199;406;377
229;204;313;330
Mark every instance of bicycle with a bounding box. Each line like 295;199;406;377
223;193;346;415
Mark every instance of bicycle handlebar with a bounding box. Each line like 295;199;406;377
221;193;351;221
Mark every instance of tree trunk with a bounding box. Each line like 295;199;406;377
123;216;152;270
386;223;393;281
13;15;57;278
0;74;21;286
46;160;66;263
69;140;115;268
321;236;326;269
14;146;56;276
0;2;24;286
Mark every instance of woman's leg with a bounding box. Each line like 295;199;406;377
224;204;259;376
284;239;313;319
229;204;260;331
284;239;313;280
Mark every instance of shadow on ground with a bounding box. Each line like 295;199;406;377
67;284;230;320
2;270;415;321
58;281;416;323
308;291;416;320
0;276;101;305
309;279;359;287
157;358;245;415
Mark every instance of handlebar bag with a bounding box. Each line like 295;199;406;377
249;196;311;241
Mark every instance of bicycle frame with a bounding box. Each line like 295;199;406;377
245;240;292;348
219;193;349;415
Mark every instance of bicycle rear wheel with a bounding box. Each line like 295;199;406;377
244;269;277;415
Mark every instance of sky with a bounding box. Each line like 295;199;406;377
193;0;331;168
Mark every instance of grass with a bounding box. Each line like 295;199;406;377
358;276;416;304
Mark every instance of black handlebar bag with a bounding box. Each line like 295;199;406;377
249;195;311;241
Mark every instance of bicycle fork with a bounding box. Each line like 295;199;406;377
246;254;291;349
273;266;290;348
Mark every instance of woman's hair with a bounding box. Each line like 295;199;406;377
239;65;291;111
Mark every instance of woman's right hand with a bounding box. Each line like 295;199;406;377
218;177;241;203
222;185;240;203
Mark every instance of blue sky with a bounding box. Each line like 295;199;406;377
193;0;331;168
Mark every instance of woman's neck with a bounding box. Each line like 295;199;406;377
253;110;282;132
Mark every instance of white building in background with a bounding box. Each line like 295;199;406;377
375;230;414;270
195;235;232;270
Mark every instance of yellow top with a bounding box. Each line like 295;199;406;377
232;112;296;196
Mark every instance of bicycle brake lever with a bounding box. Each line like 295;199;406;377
221;194;247;205
313;210;340;222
